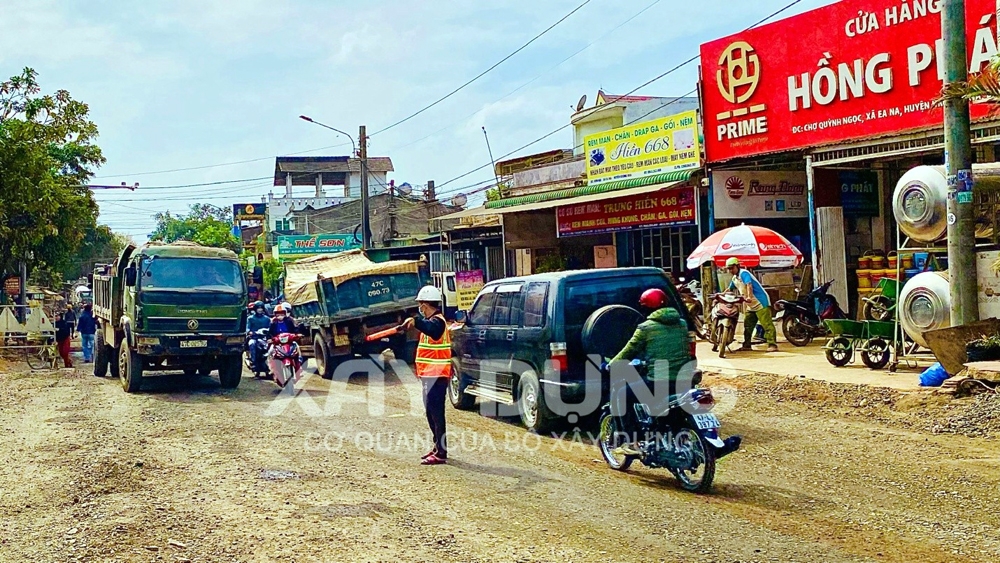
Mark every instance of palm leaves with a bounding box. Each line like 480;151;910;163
938;57;1000;115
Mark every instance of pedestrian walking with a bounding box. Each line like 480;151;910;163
725;257;778;352
55;312;74;368
401;286;451;466
76;304;97;363
63;303;77;340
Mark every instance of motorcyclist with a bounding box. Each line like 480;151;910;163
247;301;271;332
610;288;697;456
268;304;297;338
246;301;271;369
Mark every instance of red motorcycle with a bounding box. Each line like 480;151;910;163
268;332;303;387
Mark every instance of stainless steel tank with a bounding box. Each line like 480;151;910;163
894;164;1000;243
898;271;951;348
893;166;948;243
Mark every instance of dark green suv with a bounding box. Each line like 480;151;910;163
449;267;696;432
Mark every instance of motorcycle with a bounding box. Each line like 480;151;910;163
676;277;705;339
268;332;303;388
597;360;741;493
244;328;270;378
774;280;847;347
706;292;745;358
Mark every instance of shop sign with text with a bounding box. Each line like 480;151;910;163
839;170;880;216
700;0;997;162
277;234;361;256
584;111;700;185
456;270;485;311
557;186;696;237
233;203;267;222
711;171;808;219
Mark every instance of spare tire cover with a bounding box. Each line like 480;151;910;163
582;305;645;359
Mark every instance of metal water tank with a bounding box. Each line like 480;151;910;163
898;271;951;349
893;166;948;243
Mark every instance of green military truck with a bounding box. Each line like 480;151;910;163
92;241;248;392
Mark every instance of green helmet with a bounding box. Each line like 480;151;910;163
725;257;741;268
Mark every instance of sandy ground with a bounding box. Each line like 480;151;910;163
0;356;999;563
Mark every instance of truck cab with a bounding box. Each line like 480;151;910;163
93;242;248;392
432;271;458;321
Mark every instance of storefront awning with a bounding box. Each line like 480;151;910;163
434;170;697;222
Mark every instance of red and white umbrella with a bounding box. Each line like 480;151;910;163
686;224;803;269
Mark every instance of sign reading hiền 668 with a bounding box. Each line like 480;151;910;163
584;110;700;186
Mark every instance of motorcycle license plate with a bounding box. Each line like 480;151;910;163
693;413;720;430
180;340;208;348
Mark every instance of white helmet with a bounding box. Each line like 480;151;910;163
415;285;442;303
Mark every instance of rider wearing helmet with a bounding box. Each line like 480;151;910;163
268;304;298;338
725;257;777;352
611;287;697;456
401;285;450;466
247;301;271;332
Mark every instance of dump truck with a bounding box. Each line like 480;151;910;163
285;250;430;379
92;241;248;392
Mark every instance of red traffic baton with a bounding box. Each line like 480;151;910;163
365;325;404;342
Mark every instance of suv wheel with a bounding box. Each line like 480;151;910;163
448;361;475;410
518;371;554;434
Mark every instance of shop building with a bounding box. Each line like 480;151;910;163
437;93;707;279
698;0;1000;312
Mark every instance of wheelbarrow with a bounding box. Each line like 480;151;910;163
862;277;898;322
822;319;895;370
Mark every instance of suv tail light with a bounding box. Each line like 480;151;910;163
550;342;568;373
688;331;697;358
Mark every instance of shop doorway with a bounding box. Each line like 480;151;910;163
623;226;698;278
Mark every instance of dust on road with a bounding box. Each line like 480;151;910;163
1;360;998;563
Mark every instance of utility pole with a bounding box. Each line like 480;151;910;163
943;0;978;324
359;125;372;250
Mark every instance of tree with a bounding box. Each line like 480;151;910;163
0;68;105;282
61;224;132;281
151;204;241;254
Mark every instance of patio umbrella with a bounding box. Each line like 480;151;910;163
686;224;803;269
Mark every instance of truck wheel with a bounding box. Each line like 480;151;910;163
218;355;243;389
119;341;143;393
94;332;109;377
517;371;556;434
314;338;335;380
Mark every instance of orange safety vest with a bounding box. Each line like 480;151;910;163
414;314;452;378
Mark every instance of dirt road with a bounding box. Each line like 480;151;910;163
1;359;998;563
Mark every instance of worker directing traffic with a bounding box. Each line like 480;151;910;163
401;286;451;466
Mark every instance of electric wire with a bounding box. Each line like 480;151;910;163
368;0;593;137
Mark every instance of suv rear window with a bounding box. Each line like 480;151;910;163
523;282;549;327
491;284;523;326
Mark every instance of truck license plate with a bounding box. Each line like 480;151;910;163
693;413;720;430
180;340;208;348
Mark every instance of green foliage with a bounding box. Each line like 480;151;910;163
260;259;283;291
486;188;500;202
150;204;241;254
0;67;105;281
534;253;567;274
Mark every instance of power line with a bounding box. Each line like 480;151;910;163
92;142;352;179
369;0;594;137
436;0;805;190
385;0;664;155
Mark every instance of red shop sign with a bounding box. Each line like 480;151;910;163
700;0;997;163
557;186;696;237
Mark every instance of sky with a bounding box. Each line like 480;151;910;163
0;0;831;240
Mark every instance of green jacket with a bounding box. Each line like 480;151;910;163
612;307;692;381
